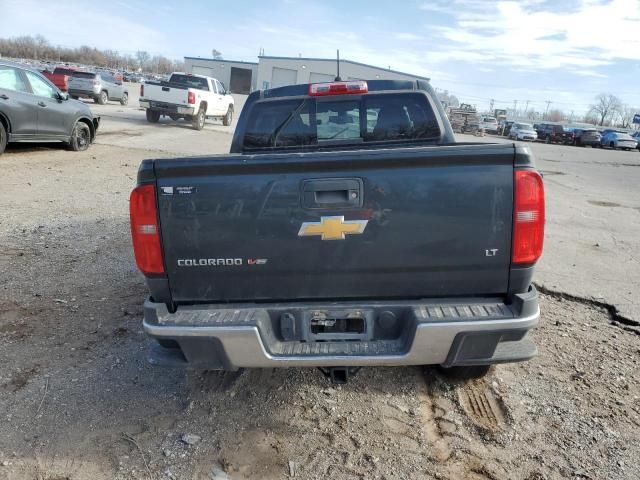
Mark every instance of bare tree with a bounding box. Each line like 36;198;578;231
136;50;150;69
589;93;622;126
546;109;565;122
211;48;222;59
618;105;639;129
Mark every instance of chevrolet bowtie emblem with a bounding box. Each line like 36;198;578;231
298;216;368;241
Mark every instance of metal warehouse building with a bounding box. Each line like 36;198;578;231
184;55;429;94
184;57;258;94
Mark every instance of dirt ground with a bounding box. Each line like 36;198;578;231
0;103;639;480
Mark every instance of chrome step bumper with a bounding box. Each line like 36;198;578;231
143;288;540;369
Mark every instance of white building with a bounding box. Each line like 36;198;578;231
184;55;429;94
184;57;258;94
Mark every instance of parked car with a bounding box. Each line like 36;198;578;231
601;131;638;150
124;72;142;83
631;131;640;150
500;120;514;136
509;122;538;141
41;66;77;92
139;72;234;129
572;128;601;147
479;116;499;133
131;79;544;383
67;71;128;105
535;123;574;144
0;60;100;155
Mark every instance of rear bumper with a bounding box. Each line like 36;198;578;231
143;288;540;370
139;100;194;116
68;89;99;98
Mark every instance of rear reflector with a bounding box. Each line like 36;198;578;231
512;170;545;265
188;91;196;104
140;84;144;97
309;80;368;96
130;184;164;275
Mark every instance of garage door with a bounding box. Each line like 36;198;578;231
229;67;252;94
309;72;335;83
271;67;297;88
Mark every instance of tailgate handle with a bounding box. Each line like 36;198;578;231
302;178;363;209
162;86;170;92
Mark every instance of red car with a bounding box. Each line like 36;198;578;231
41;66;78;92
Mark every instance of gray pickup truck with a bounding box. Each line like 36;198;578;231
130;79;545;383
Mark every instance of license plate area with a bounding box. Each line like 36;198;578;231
303;309;373;342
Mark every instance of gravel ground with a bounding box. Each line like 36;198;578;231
0;107;639;480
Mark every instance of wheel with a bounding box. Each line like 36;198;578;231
438;364;491;380
545;135;551;144
192;108;206;130
120;92;128;106
146;109;160;123
71;95;79;100
96;90;108;105
610;142;615;149
0;121;7;155
222;105;233;126
68;122;91;152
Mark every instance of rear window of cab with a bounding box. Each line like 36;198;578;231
242;92;441;150
71;71;96;79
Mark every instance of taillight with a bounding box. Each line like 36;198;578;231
309;80;368;96
512;170;545;265
188;91;196;104
140;84;144;97
130;184;164;275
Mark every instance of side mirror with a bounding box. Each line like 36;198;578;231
58;91;69;101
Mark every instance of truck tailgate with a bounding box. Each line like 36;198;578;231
144;83;189;105
154;143;515;303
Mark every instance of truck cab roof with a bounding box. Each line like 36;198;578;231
231;79;455;153
259;79;431;99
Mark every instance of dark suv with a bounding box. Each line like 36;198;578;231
0;60;100;155
536;123;574;144
572;128;601;147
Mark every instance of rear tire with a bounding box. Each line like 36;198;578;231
192;108;206;130
610;142;615;149
68;122;91;152
120;92;128;106
97;90;108;105
146;109;160;123
222;105;233;126
0;121;7;155
438;364;492;380
545;135;551;144
71;95;79;100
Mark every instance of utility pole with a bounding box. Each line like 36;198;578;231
569;110;574;122
544;101;552;120
513;100;518;117
524;100;530;116
489;98;495;113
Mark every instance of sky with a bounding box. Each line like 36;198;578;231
1;0;639;116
